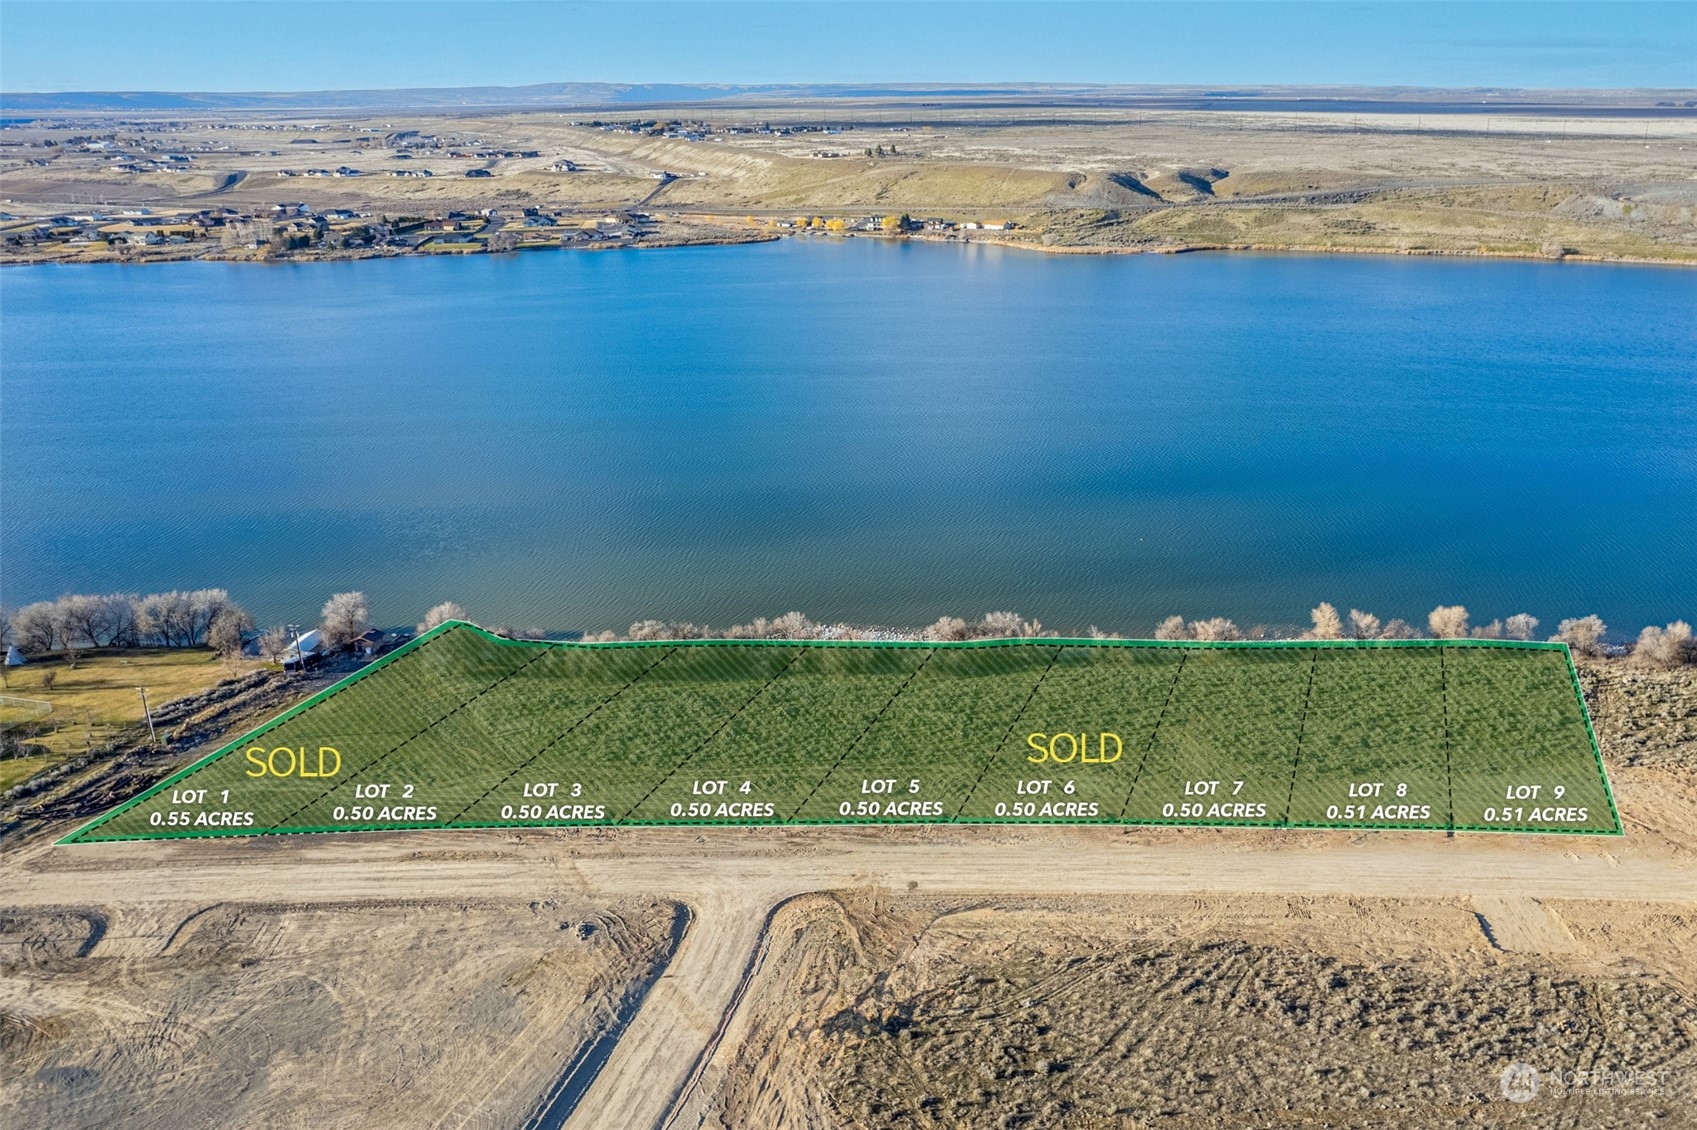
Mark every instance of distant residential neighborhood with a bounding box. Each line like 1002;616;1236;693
0;115;1027;263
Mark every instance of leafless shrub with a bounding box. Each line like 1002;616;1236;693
976;611;1043;638
1347;609;1381;640
417;601;468;635
1552;615;1607;656
768;611;822;639
1379;618;1419;640
1504;613;1540;641
1471;619;1504;640
580;629;619;643
1307;602;1343;640
923;616;972;642
628;620;705;641
1154;615;1189;641
913;612;1049;642
320;592;371;650
1087;626;1122;640
40;670;57;692
723;614;803;639
1428;605;1470;639
1633;621;1693;668
1191;617;1242;642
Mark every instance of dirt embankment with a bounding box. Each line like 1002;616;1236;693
0;896;684;1129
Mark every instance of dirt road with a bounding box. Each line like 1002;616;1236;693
3;821;1691;1129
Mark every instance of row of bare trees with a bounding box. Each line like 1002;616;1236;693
1154;604;1692;667
4;590;254;665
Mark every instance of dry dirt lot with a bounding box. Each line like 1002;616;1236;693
702;892;1695;1128
0;657;1691;1128
0;894;683;1129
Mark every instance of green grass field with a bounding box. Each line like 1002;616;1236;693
63;622;1620;843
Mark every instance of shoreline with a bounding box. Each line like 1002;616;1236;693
3;227;1692;268
916;231;1697;267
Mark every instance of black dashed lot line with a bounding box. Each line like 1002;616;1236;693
955;645;1064;818
787;647;936;821
275;645;550;828
619;646;811;820
445;646;678;823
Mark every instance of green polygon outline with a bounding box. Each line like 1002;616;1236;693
58;621;1623;843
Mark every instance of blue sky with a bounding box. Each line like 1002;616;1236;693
2;2;1692;92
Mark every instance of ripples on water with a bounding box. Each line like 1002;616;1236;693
2;240;1692;634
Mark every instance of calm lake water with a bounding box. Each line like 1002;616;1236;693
2;240;1693;636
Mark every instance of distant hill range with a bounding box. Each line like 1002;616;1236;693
5;82;1694;115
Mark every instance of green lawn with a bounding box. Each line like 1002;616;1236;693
66;624;1620;842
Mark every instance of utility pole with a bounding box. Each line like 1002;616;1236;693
137;687;157;744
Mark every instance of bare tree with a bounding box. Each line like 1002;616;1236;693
1154;615;1189;641
1427;605;1470;639
320;592;371;651
106;594;140;646
0;607;12;651
1633;621;1693;668
12;601;62;653
1504;613;1540;642
417;601;468;635
580;629;620;643
1552;615;1607;656
256;626;293;663
135;591;195;646
188;589;232;644
207;606;255;669
1471;619;1504;639
1191;617;1242;642
59;594;113;648
1347;609;1381;640
1379;618;1419;640
1308;602;1343;640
